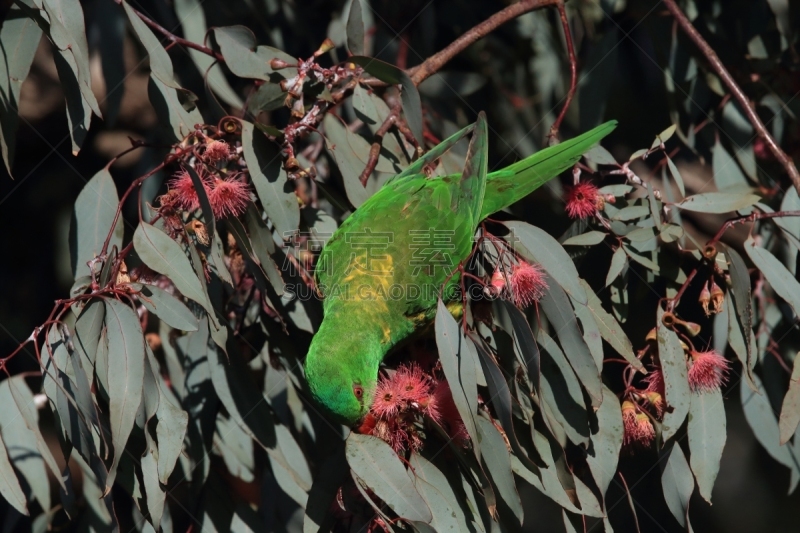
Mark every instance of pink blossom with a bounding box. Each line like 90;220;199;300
209;174;250;218
643;368;665;397
203;140;232;163
633;413;655;446
565;182;599;219
687;350;729;393
510;262;547;308
371;377;402;419
394;364;432;403
168;167;212;212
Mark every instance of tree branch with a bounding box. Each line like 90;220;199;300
359;103;401;186
663;0;800;194
116;0;224;62
408;0;559;86
548;1;577;140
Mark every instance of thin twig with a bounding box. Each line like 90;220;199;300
115;0;224;62
359;103;401;186
408;0;559;86
548;1;578;140
663;0;800;194
618;473;642;533
668;209;800;311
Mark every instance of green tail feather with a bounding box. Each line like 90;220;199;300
479;120;617;220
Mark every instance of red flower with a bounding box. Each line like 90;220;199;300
687;350;729;393
633;413;655;446
203;140;232;163
623;400;655;447
371;377;402;419
565;182;600;219
209;174;250;218
394;364;432;403
168;167;212;212
643;368;665;397
510;262;547;308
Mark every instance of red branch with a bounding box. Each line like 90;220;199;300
668;209;800;311
548;1;578;140
115;0;224;62
663;0;800;194
407;0;559;86
359;103;401;186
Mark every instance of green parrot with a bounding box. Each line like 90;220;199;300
305;113;616;424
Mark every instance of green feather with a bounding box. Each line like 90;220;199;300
305;119;617;424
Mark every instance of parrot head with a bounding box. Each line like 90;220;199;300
304;323;383;425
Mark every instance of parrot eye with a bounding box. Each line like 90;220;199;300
353;384;364;401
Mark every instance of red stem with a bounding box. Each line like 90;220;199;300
548;1;577;140
663;0;800;194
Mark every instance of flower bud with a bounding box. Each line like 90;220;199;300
644;391;664;417
315;38;335;56
698;281;711;317
116;260;130;285
186;220;210;246
270;58;292;70
677;319;701;337
710;280;724;314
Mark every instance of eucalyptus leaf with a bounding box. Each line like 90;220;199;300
563;231;606;246
133;222;212;314
241;121;299;237
688;390;726;502
70;169;123;279
346;433;432;523
658;308;691;441
477;417;523;524
744;236;800;317
540;280;602;406
104;299;145;488
587;386;623;499
136;283;199;331
606;247;627;287
713;139;749;190
579;280;642;371
346;0;364;55
742;374;800;484
779;353;800;444
0;6;42;175
435;299;480;457
0;433;27;515
676;192;760;213
661;443;694;527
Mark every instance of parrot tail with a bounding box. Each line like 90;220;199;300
479;120;618;220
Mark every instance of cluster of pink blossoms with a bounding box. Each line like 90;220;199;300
487;261;548;308
159;140;251;220
623;349;729;449
359;365;468;453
